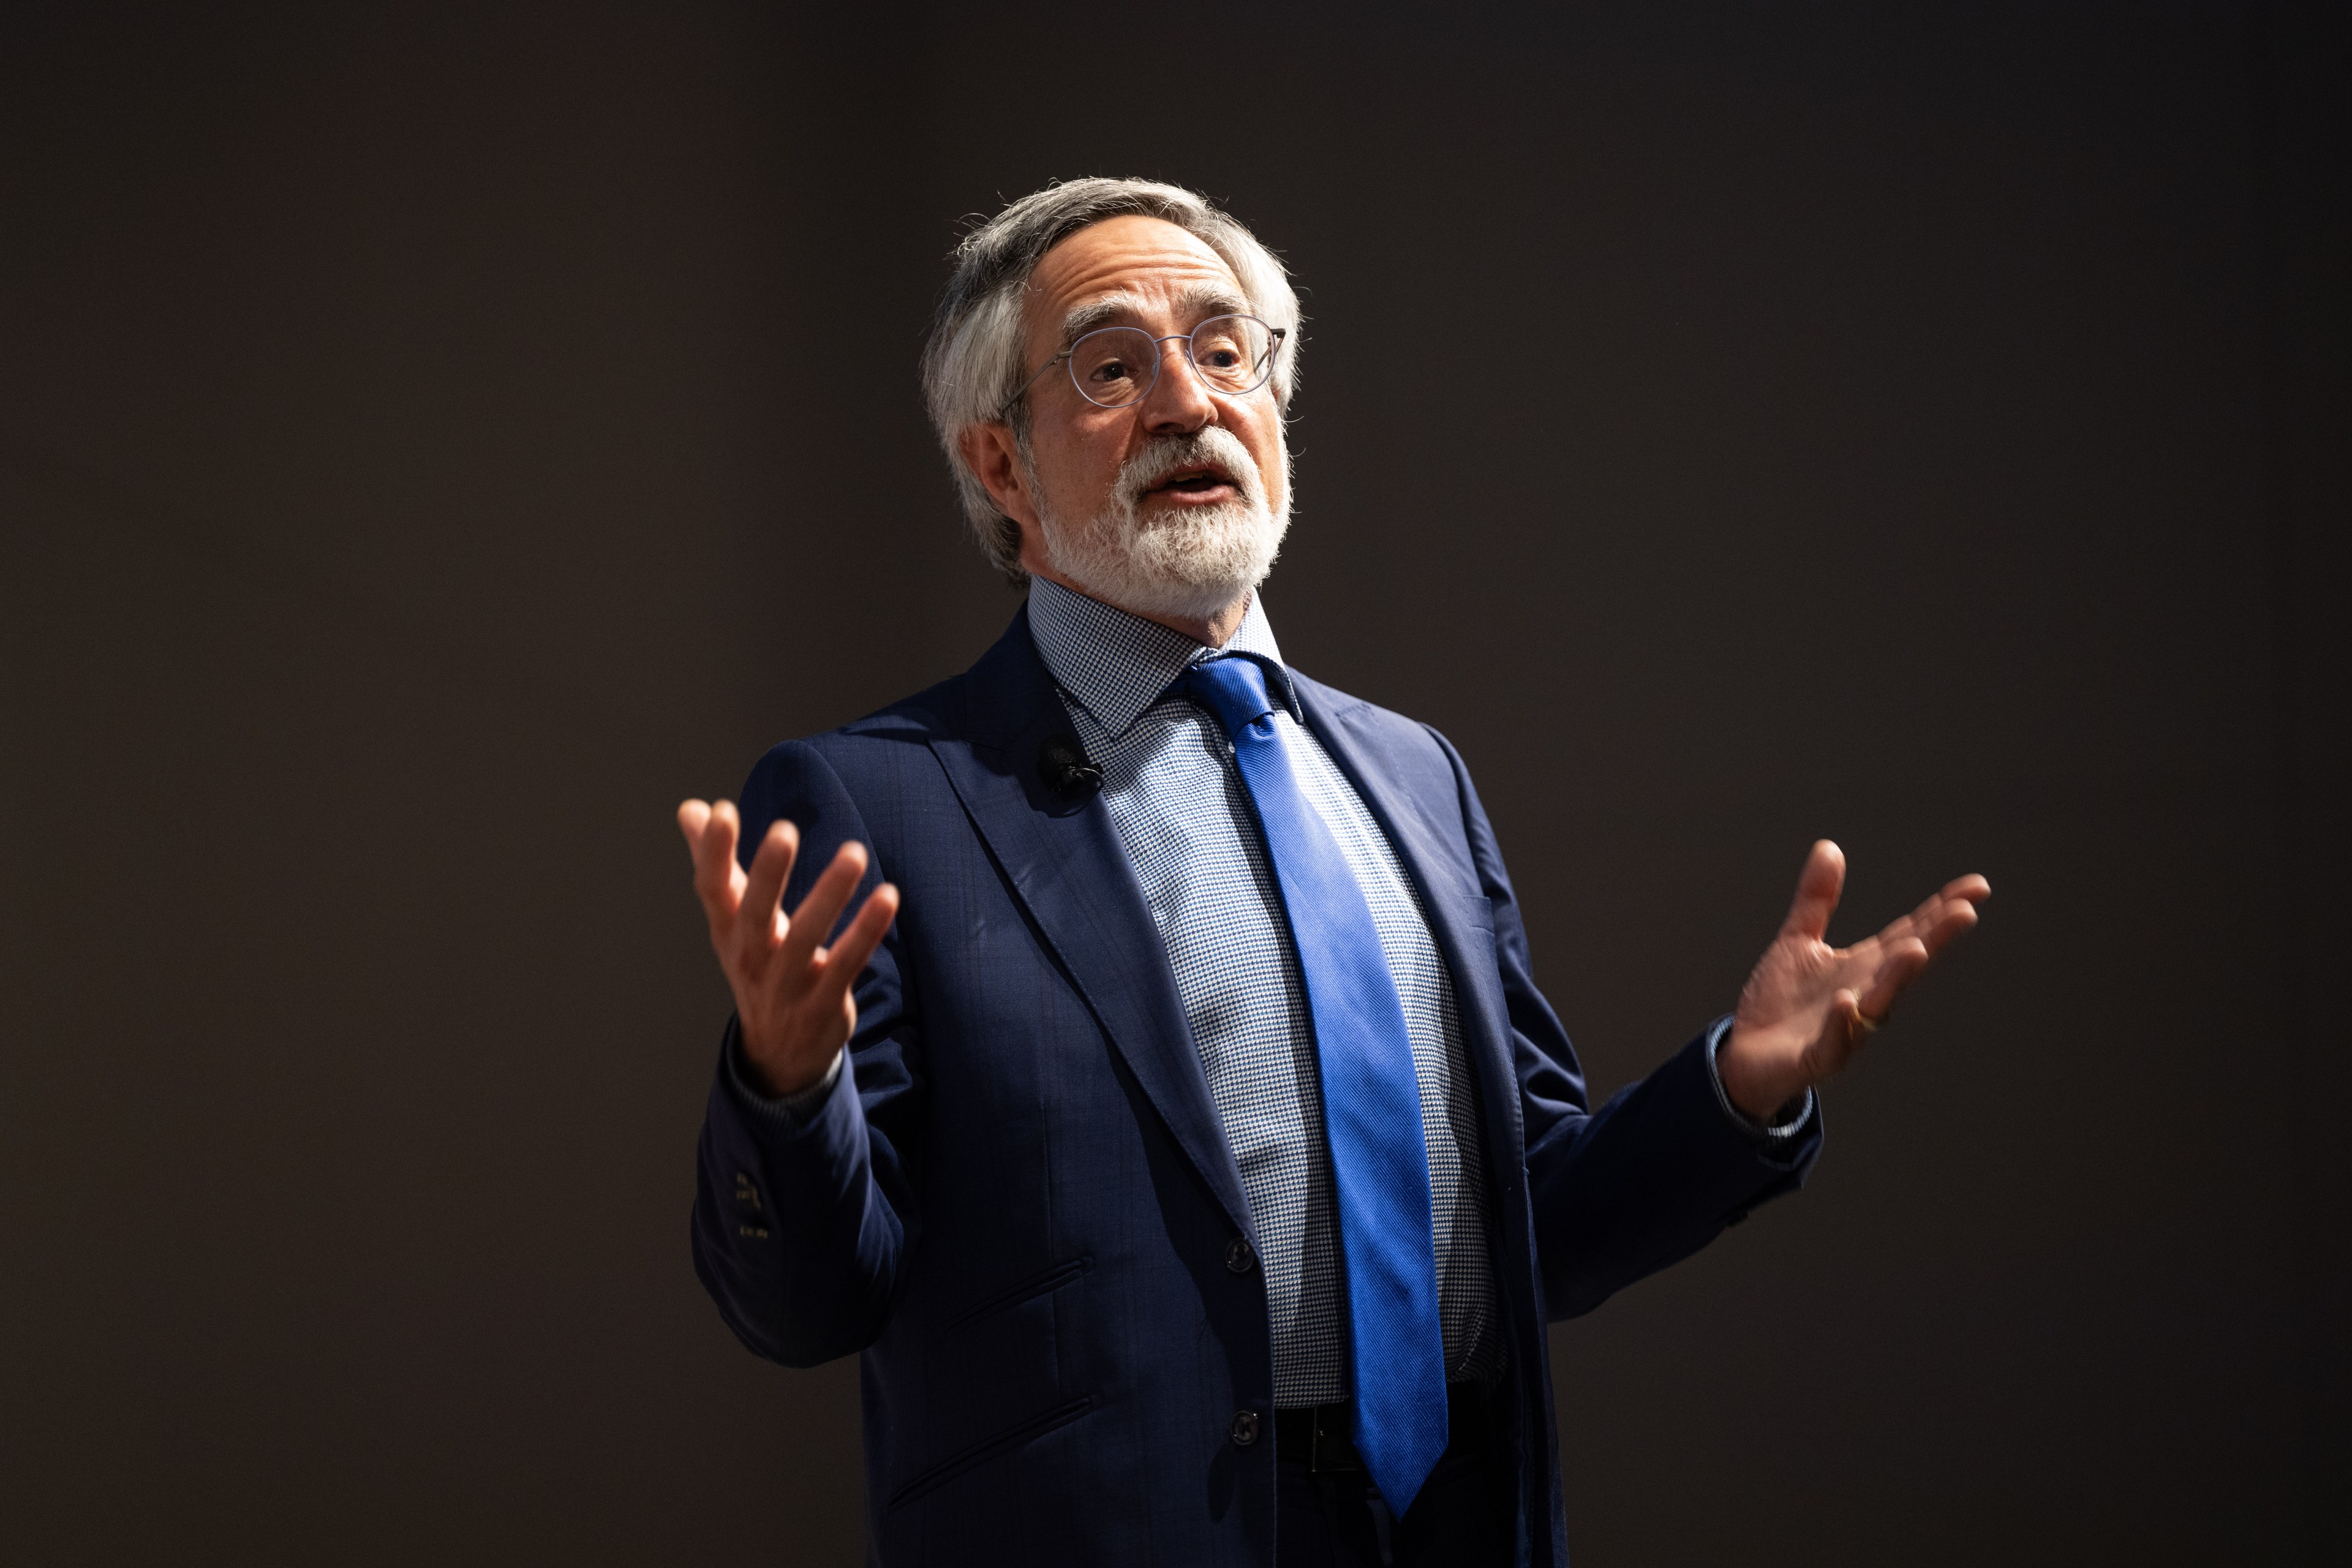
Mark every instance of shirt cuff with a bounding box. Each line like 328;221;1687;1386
723;1025;845;1128
1703;1014;1814;1144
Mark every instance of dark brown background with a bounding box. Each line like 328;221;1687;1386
3;2;2343;1562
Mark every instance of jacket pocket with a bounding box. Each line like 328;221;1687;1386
944;1254;1091;1333
884;1396;1095;1513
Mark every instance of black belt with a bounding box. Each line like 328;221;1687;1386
1273;1381;1493;1474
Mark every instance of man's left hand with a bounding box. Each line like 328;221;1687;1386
1717;840;1990;1122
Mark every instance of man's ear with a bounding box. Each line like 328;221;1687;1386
959;423;1038;531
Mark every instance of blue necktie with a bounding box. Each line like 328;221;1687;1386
1176;654;1449;1518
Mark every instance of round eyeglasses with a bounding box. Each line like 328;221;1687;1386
999;314;1286;417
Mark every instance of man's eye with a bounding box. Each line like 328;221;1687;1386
1199;348;1242;369
1088;361;1135;383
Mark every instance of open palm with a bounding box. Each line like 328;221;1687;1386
1719;840;1990;1120
677;800;900;1098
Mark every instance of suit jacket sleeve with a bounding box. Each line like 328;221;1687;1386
690;740;922;1366
1427;727;1823;1321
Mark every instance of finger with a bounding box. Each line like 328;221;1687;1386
690;801;746;927
1780;839;1846;941
676;798;713;851
777;842;873;978
1879;889;1981;956
1917;895;1980;959
736;819;802;957
807;881;900;1016
1942;873;1991;905
1856;937;1929;1019
1868;900;1935;956
1875;873;1988;957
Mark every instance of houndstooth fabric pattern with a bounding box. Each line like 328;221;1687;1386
1027;578;1499;1405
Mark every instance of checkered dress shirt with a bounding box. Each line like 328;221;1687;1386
1026;578;1501;1405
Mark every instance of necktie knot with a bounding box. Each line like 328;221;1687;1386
1177;655;1281;742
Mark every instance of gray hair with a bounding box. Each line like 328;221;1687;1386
920;178;1303;582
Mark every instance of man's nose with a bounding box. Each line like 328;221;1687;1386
1139;337;1216;434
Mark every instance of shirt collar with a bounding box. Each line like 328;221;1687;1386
1027;576;1297;738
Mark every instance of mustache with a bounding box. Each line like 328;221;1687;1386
1116;428;1262;503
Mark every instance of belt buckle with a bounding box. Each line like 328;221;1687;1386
1309;1405;1363;1474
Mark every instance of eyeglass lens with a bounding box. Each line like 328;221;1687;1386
1066;315;1277;409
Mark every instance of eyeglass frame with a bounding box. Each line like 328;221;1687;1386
996;314;1288;421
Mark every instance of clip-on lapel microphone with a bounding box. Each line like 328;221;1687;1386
1037;733;1104;801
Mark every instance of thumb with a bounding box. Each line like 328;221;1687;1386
1781;839;1846;941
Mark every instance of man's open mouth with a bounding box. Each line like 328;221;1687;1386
1149;466;1237;496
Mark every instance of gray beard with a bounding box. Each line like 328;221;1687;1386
1032;427;1289;625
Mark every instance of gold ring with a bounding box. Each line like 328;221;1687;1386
1852;1008;1883;1035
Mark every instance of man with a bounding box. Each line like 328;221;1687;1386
679;178;1986;1566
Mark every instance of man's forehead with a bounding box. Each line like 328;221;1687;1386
1025;216;1244;333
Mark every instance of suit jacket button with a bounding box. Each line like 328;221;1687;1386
1229;1410;1259;1447
1225;1238;1256;1274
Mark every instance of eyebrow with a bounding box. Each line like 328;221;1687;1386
1057;284;1256;345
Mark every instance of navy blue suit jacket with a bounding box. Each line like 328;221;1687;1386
692;609;1820;1566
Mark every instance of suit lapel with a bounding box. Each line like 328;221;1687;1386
1295;682;1531;1177
927;614;1257;1243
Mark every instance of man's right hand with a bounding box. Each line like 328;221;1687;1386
677;799;901;1098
